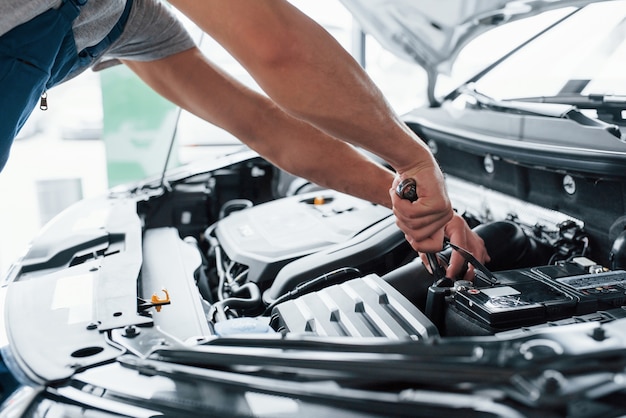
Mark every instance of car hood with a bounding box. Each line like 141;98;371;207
338;0;606;103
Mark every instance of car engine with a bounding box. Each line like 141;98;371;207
133;154;626;343
7;150;626;418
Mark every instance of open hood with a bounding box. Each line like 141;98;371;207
338;0;608;104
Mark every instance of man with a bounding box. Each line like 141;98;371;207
0;0;488;279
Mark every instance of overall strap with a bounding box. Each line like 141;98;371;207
47;0;133;88
81;0;133;59
57;0;88;24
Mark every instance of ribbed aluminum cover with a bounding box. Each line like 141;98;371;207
271;274;438;340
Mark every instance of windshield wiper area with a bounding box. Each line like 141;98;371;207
510;93;626;107
119;319;626;410
460;87;623;139
511;93;626;130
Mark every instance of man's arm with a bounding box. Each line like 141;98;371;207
167;0;454;253
122;48;394;207
167;0;419;166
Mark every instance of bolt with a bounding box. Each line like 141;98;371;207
541;370;566;394
123;325;140;338
563;175;576;195
483;154;495;174
591;326;606;341
542;373;562;394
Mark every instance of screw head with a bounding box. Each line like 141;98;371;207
483;154;495;174
563;175;576;195
123;325;140;338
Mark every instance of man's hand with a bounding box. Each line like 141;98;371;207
390;173;490;280
389;166;453;254
443;213;490;280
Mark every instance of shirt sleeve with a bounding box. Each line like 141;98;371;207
93;0;196;70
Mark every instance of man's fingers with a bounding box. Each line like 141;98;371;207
405;229;446;254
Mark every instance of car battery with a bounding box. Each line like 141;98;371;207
453;261;626;330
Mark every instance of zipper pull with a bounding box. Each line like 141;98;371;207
40;91;48;111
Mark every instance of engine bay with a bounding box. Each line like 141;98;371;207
131;154;626;342
7;149;626;400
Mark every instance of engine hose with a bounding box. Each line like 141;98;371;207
219;199;253;219
264;267;361;314
214;245;227;301
610;230;626;270
183;236;214;304
210;282;262;323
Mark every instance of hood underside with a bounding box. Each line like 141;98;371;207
338;0;608;102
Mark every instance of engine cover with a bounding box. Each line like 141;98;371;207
270;274;439;340
214;191;393;285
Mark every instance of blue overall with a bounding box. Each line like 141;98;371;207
0;0;133;172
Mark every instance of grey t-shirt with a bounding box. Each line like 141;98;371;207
0;0;196;78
